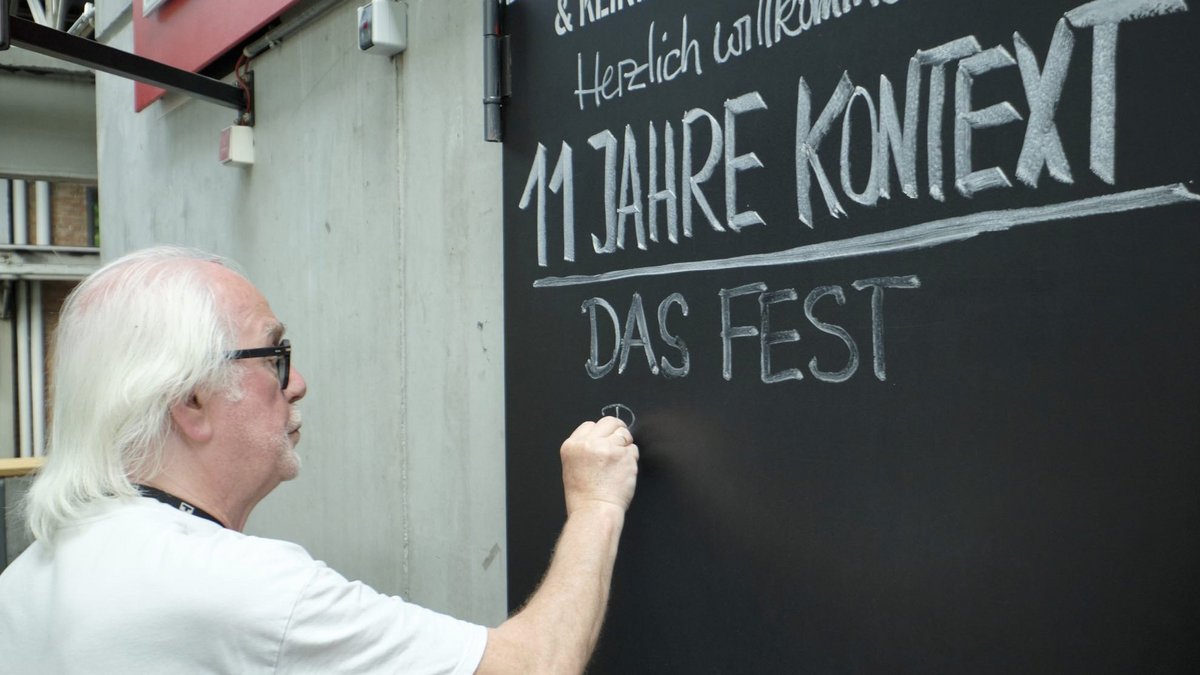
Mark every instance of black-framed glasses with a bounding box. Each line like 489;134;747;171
227;339;291;389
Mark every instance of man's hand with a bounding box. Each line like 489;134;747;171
561;416;639;516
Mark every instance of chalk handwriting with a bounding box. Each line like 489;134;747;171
556;0;573;35
515;0;1199;388
573;1;911;108
600;403;638;430
918;37;982;202
725;92;769;231
518;142;576;266
851;275;921;381
522;93;771;268
583;291;690;379
718;275;919;383
804;285;859;383
519;0;1195;275
575;16;702;110
1061;0;1190;182
795;74;853;226
581;277;917;383
560;0;649;36
840;86;882;207
535;185;1199;287
755;0;905;51
1013;20;1075;187
955;46;1024;197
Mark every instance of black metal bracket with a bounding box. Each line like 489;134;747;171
483;0;510;143
4;15;250;119
239;70;255;127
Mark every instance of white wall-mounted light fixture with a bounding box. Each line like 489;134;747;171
219;125;254;167
358;0;407;56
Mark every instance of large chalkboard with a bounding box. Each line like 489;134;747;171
502;1;1200;672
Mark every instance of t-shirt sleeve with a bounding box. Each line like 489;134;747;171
273;563;487;675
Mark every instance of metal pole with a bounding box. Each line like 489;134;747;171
12;181;31;458
0;181;10;245
30;281;44;458
31;184;49;458
34;182;50;246
16;281;31;459
12;181;26;246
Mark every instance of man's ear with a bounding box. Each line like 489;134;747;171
170;391;213;443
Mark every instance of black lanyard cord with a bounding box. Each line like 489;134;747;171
134;484;228;528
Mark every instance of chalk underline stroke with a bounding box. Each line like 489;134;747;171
532;184;1199;288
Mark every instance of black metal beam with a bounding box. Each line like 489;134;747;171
1;8;10;51
6;16;246;113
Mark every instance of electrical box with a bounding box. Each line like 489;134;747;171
358;0;407;56
219;125;254;166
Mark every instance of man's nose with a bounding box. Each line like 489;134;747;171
286;365;307;402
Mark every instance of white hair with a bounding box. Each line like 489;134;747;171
24;246;243;541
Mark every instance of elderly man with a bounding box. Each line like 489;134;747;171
0;247;639;674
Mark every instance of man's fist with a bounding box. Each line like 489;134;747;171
560;417;639;516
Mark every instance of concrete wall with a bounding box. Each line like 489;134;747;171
94;0;506;624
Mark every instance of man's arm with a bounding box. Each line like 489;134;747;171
475;417;639;675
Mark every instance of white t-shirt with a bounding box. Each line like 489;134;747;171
0;498;487;674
